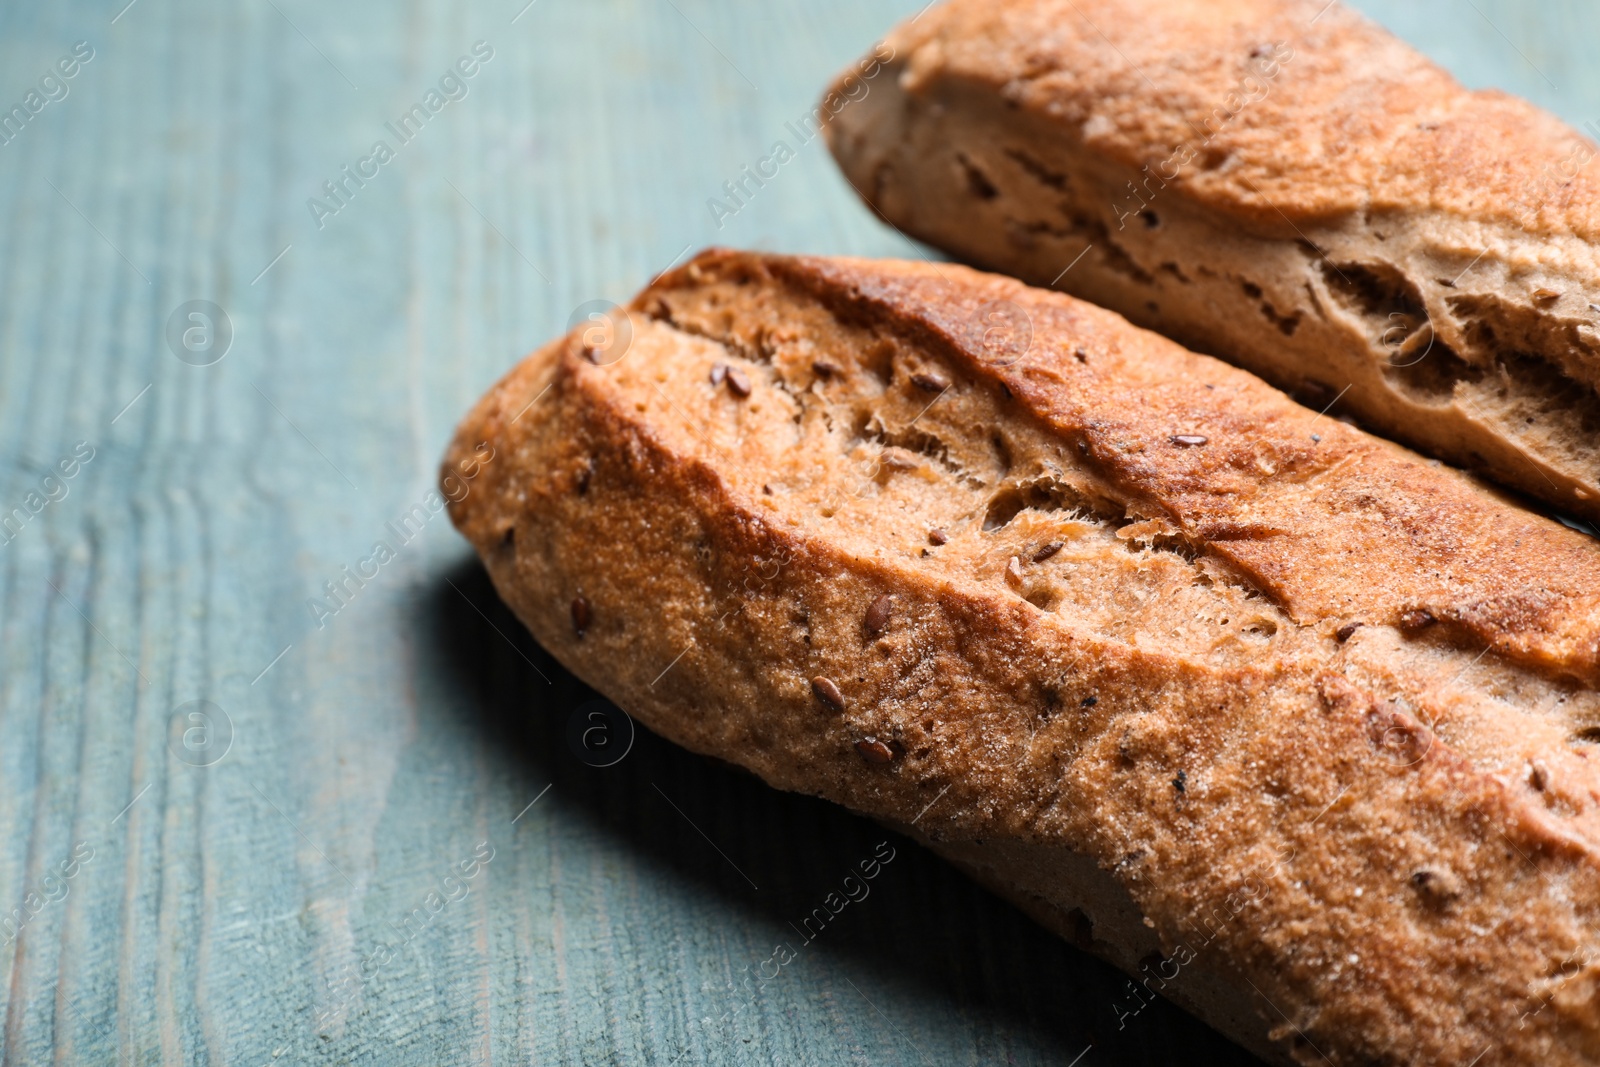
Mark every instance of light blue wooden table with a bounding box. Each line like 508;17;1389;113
0;1;1590;1063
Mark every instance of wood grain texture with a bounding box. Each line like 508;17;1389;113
0;1;1590;1064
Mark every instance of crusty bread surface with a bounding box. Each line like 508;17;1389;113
446;249;1600;1067
823;0;1600;525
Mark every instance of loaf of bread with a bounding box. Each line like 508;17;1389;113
445;249;1600;1066
823;0;1600;526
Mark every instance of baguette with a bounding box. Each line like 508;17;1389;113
445;249;1600;1066
823;0;1600;525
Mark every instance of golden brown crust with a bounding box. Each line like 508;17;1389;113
446;250;1600;1066
885;0;1598;235
824;0;1600;527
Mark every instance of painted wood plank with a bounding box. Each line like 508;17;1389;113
0;0;1590;1063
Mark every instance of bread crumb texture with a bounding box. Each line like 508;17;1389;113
447;249;1600;1066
